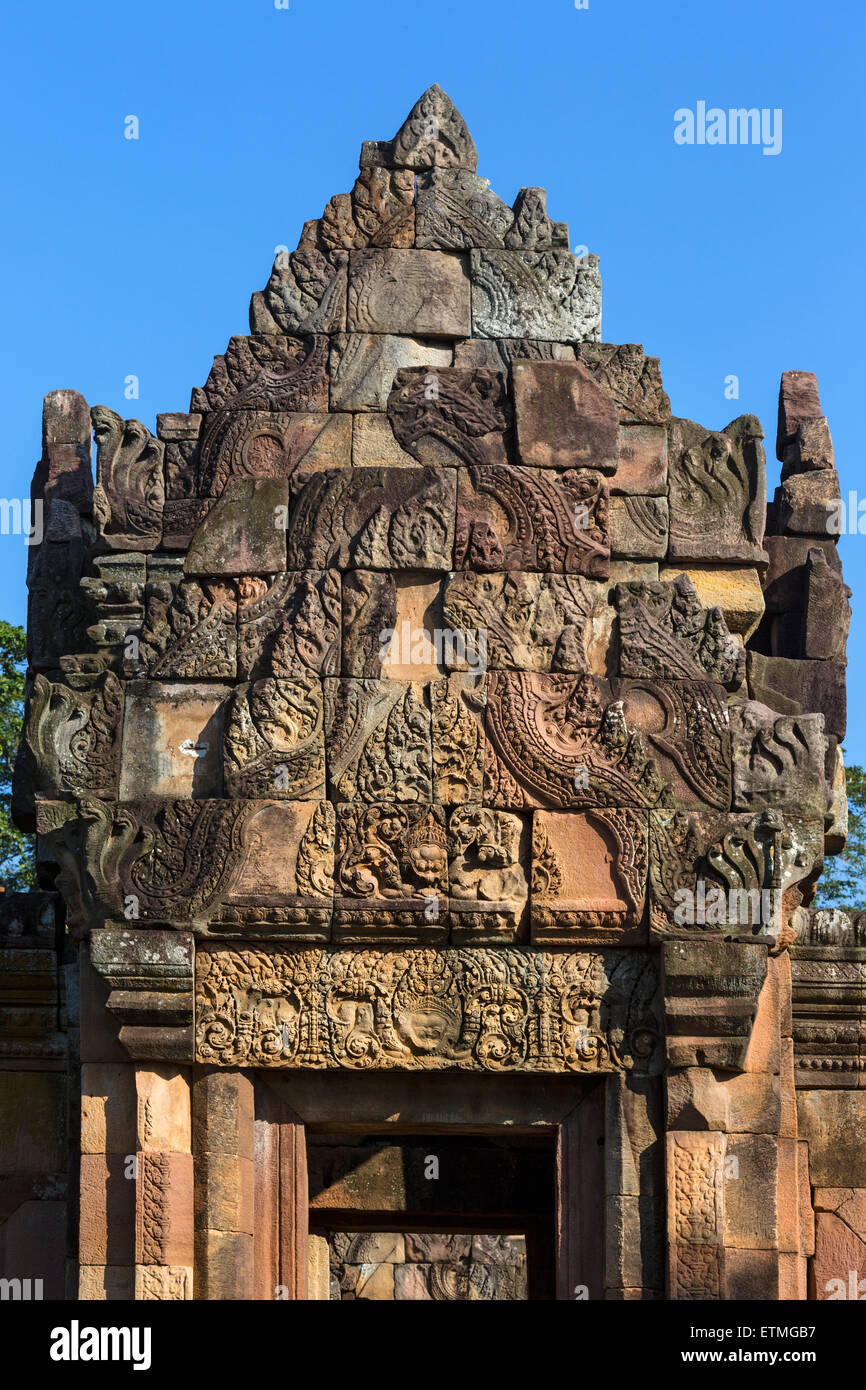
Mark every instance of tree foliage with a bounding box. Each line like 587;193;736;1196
813;760;866;911
0;620;35;890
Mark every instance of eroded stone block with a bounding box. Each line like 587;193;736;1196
348;251;471;338
288;467;456;571
325;678;433;802
442;571;612;672
471;251;601;341
120;681;228;800
449;805;528;942
224;678;325;800
334;803;448;939
237;570;340;680
330;334;452;412
455;465;609;575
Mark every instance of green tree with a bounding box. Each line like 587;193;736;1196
814;760;866;911
0;619;35;890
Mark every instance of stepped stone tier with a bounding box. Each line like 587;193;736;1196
1;85;862;1303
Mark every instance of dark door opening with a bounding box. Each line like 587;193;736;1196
306;1132;556;1300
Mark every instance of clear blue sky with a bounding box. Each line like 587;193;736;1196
2;0;864;753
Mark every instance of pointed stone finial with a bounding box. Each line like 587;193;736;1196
360;85;478;173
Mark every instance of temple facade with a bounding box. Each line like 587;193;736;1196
1;86;862;1301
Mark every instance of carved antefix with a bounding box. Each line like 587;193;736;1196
14;671;123;827
91;406;165;551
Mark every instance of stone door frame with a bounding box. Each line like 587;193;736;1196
193;1068;662;1300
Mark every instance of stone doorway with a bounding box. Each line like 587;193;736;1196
223;1071;608;1301
306;1131;556;1300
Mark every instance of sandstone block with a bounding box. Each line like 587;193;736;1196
119;682;229;800
348;250;471;338
184;478;287;576
512;360;618;471
471;250;601;341
330;334;451;412
352;413;419;467
288;466;456;571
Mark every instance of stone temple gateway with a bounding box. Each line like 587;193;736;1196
2;85;862;1302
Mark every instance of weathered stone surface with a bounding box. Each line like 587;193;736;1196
471;251;602;342
774;469;841;537
288;467;456;571
747;652;847;740
35;388;94;524
348;251;471;338
237;570;340;680
616;575;745;689
453;338;575;371
356;573;444;682
191;335;330;414
781;416;834;482
415;174;567;253
797;1093;866;1187
455;465;609;575
777;370;823;461
729;702;826;818
91;407;164;552
415;170;514;250
531;809;647;943
196;410;351;495
811;1211;866;1300
512;360;618;471
387;366;512;467
667;416;766;563
611;678;732;811
334;803;448;938
658;565;765;640
804;546;851;659
196;945;662;1072
363;85;478;173
119;681;228;800
325;678;433;802
484;671;672;811
449;805;528;942
15;672;123;820
330;334;452;412
753;536;844;658
184;478;287;576
610;496;668;559
613;425;668;495
352;413;419;468
253;248;347;335
442;571;612;672
224;678;325;800
431;672;486;806
137;577;237;679
574;344;670;424
320;167;415;251
825;743;848;855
